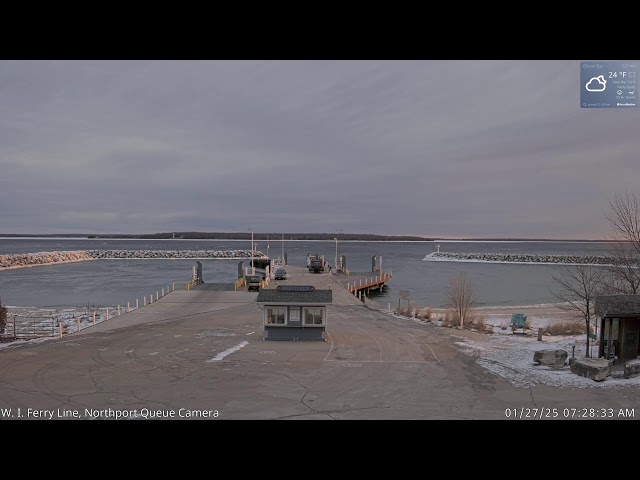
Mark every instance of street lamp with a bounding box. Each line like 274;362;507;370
249;227;254;275
335;229;342;272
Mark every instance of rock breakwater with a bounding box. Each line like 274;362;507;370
0;249;266;270
0;251;94;270
423;252;614;265
86;249;264;259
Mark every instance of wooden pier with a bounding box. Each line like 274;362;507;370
334;271;393;297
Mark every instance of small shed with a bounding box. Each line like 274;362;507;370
595;295;640;363
256;285;332;341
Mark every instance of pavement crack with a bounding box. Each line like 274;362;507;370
529;386;537;407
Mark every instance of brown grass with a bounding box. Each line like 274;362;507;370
543;321;585;336
442;310;457;328
421;307;433;320
464;314;492;334
395;306;412;317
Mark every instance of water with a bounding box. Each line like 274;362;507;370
0;238;615;308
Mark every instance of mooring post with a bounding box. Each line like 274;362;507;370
144;296;147;306
136;299;139;309
117;305;121;316
172;283;175;292
106;307;109;321
156;291;159;302
93;310;96;326
162;288;165;297
76;317;80;332
59;321;63;338
537;328;543;341
127;302;130;313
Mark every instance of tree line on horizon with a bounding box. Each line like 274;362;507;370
82;232;433;241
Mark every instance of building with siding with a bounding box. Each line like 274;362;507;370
595;295;640;363
256;285;332;341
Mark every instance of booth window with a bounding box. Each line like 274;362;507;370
266;307;286;325
304;307;324;325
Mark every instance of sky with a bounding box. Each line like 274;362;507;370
1;60;638;239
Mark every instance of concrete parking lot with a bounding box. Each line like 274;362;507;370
1;271;639;419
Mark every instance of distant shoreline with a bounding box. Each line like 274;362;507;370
0;234;619;243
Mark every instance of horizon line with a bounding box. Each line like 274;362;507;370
0;231;614;242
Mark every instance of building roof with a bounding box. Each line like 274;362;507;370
256;288;332;304
595;295;640;317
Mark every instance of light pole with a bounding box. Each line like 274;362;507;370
249;227;255;275
336;229;342;272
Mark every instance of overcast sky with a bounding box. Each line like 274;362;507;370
1;60;638;238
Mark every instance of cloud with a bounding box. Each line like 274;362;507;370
0;61;638;238
585;75;607;92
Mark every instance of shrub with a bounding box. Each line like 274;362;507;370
443;310;458;328
421;307;433;320
543;321;585;336
464;314;492;334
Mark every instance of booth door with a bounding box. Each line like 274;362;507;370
288;307;302;327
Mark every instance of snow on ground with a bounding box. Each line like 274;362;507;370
454;334;639;389
383;309;639;389
0;305;129;349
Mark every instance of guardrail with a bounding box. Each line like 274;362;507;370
186;278;202;291
234;277;246;291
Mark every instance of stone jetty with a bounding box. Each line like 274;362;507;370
0;249;266;270
86;249;264;259
424;252;614;265
0;251;94;270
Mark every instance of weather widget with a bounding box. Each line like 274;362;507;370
581;61;637;108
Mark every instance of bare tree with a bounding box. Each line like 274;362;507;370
600;241;640;294
602;191;640;294
0;296;6;334
448;272;477;329
551;264;603;357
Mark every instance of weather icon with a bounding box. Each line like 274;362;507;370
586;75;607;92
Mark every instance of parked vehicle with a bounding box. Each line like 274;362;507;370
274;268;287;280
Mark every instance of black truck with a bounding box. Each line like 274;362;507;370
307;254;324;273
